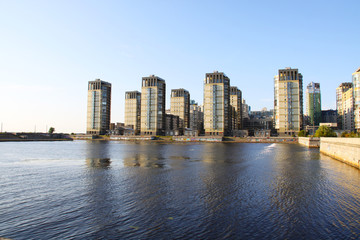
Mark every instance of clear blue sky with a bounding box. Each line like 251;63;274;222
1;0;359;133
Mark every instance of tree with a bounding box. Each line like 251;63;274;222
48;127;55;134
298;130;307;137
314;125;337;137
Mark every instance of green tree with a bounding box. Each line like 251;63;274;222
48;127;55;134
314;125;337;137
298;130;307;137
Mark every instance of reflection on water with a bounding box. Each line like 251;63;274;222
1;141;360;239
123;143;167;168
86;158;111;168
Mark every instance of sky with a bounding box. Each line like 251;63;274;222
0;0;359;133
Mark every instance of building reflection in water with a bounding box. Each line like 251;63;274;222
85;141;112;168
86;158;111;168
83;141;118;238
123;142;166;168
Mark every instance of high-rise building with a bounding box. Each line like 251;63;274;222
170;89;190;132
306;82;321;126
203;71;231;136
230;86;242;130
242;99;250;120
274;67;303;135
124;91;141;134
86;79;111;135
140;75;166;135
189;100;204;134
336;82;353;131
353;67;360;132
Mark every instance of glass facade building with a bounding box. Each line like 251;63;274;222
306;82;321;126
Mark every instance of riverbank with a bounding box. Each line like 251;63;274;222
71;135;298;143
0;133;73;142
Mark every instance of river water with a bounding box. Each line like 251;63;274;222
0;141;360;239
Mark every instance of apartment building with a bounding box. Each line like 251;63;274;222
230;86;242;130
86;79;111;135
353;67;360;132
124;91;141;134
306;82;321;126
336;82;353;131
274;68;303;135
170;88;190;132
189;100;204;134
203;71;231;136
140;75;166;135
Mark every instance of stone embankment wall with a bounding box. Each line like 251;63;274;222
173;136;223;142
320;138;360;169
226;137;298;143
110;136;154;141
298;137;320;148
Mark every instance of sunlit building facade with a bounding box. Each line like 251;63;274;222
203;71;231;136
86;79;111;135
336;82;353;131
124;91;141;133
230;86;242;130
274;68;303;135
353;67;360;132
170;88;190;132
140;75;166;135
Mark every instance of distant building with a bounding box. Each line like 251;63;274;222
306;82;321;126
244;109;274;136
140;75;166;135
242;99;250;120
124;91;141;134
189;100;204;134
336;82;353;131
165;113;180;136
353;67;360;132
230;86;242;130
170;89;190;133
321;110;337;124
274;68;303;135
203;71;231;136
86;79;111;135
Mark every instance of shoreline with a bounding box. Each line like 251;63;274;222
0;139;73;142
70;136;299;144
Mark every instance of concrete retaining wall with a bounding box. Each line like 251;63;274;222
320;138;360;169
173;136;223;142
225;137;298;143
110;136;155;141
298;137;320;148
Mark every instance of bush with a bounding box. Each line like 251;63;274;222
341;131;360;138
298;130;307;137
314;126;337;137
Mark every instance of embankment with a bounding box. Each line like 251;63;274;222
298;137;320;148
320;138;360;169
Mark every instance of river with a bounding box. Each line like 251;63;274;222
0;141;360;239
